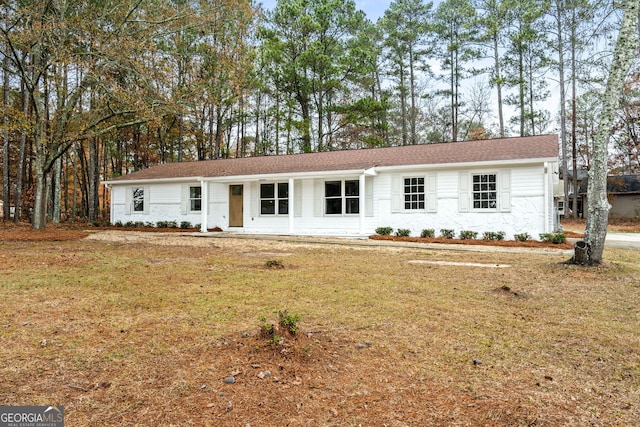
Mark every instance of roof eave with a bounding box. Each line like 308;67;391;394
103;176;205;186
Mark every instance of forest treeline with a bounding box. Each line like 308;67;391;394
0;0;638;227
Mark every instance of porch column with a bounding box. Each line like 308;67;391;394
288;178;295;233
359;173;366;235
200;179;208;233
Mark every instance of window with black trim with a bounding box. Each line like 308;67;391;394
404;177;425;210
132;187;145;212
472;174;497;209
260;182;289;215
325;180;359;215
189;186;202;212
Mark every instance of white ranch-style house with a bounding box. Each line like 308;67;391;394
103;135;561;239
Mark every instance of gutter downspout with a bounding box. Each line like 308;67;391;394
200;179;208;233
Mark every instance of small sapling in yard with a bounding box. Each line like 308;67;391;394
278;309;301;336
258;310;302;345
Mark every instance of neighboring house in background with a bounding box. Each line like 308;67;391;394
559;168;588;218
103;135;561;239
579;174;640;219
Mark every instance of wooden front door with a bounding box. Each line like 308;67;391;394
229;185;243;227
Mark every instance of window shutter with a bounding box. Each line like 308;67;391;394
143;186;150;215
499;170;511;212
391;175;402;212
458;172;470;212
313;180;323;216
180;185;188;215
426;173;437;213
125;187;132;215
365;176;374;217
294;180;302;217
250;182;258;218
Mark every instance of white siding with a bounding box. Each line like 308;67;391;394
108;161;555;238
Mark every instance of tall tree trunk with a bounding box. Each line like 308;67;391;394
88;136;99;221
450;44;457;142
32;150;48;229
518;47;525;137
555;0;570;222
14;82;28;223
50;156;62;222
399;65;407;146
493;32;505;138
299;98;312;152
2;50;10;221
573;0;639;265
409;45;417;145
570;9;578;219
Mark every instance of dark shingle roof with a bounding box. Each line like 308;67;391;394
579;174;640;195
105;135;558;183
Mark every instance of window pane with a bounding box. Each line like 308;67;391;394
345;180;359;196
346;198;359;214
471;174;497;210
191;199;201;211
325;181;341;197
190;186;201;199
325;198;342;214
261;200;275;215
278;182;289;198
260;184;275;199
404;176;425;211
278;199;289;215
133;188;144;212
133;200;144;212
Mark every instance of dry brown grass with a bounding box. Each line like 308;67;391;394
0;229;639;426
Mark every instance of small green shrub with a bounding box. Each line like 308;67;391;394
144;221;155;228
539;232;566;244
180;221;192;229
395;228;411;237
440;229;455;239
278;309;301;336
514;232;531;242
124;221;136;228
459;230;478;240
420;228;435;238
114;221;123;227
375;226;393;236
483;231;506;241
156;221;169;228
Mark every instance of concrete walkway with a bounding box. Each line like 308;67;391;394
604;232;640;249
